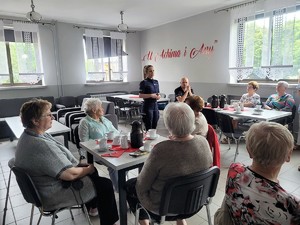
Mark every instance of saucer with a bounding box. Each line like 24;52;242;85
139;146;151;152
98;145;111;152
254;109;263;112
146;134;159;140
234;111;242;114
252;111;262;115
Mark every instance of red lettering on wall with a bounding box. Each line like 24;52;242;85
190;44;214;59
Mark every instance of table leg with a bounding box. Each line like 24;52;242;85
87;152;93;164
118;169;127;225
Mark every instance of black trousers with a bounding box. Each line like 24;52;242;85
142;102;159;131
87;171;119;225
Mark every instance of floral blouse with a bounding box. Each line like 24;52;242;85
240;93;260;107
225;163;300;225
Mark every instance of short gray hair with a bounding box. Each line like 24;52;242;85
84;98;102;116
163;102;195;137
277;81;289;89
246;121;293;167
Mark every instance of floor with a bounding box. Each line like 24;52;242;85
1;115;300;225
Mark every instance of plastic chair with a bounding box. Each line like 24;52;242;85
206;124;221;168
135;166;220;225
5;158;92;225
216;113;245;162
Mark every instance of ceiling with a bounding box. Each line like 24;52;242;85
0;0;247;31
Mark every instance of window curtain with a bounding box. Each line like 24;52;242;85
229;0;296;81
13;21;43;84
0;21;9;79
84;29;104;59
110;32;127;79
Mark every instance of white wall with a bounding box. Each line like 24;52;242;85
140;10;231;98
0;21;142;98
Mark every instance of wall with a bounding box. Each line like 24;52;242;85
0;21;142;99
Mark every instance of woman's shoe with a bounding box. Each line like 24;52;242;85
89;208;98;217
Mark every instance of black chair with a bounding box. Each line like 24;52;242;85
106;96;120;119
287;105;297;134
216;113;246;162
3;158;92;225
135;166;220;225
202;108;218;127
74;125;86;161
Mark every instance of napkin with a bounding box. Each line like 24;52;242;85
110;144;137;152
101;151;125;158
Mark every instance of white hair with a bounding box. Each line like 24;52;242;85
277;81;289;89
163;102;195;137
84;98;102;116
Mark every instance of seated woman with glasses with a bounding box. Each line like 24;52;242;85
15;99;119;224
240;81;261;107
126;102;212;225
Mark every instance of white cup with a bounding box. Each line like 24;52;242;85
148;129;157;139
99;137;107;150
112;135;121;145
236;106;241;113
121;136;129;149
256;105;262;110
240;102;244;111
224;104;229;109
106;131;114;140
143;140;151;152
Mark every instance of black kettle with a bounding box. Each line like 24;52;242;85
219;95;227;108
211;95;219;108
130;120;144;148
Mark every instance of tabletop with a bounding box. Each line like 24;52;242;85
112;94;169;103
214;107;292;121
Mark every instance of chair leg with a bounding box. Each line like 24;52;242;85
37;212;42;225
135;207;140;225
205;204;212;225
69;208;74;220
83;204;93;225
233;139;240;162
2;169;12;225
30;204;35;225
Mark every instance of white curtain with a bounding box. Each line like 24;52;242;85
12;22;42;75
229;2;297;81
84;29;104;59
0;21;9;79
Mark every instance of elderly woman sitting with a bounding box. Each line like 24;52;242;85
240;81;260;107
215;121;300;225
265;81;295;111
79;98;120;192
79;98;119;141
185;95;208;137
126;102;212;225
15;99;119;224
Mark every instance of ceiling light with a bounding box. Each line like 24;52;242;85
117;11;128;32
26;0;42;23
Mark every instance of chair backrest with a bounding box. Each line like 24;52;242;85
9;158;43;208
56;96;77;108
206;124;221;168
202;108;218;126
159;166;220;216
74;125;81;149
216;113;235;134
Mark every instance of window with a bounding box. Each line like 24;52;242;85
83;30;128;83
229;5;300;82
0;22;44;86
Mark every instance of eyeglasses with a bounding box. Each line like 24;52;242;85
41;113;53;118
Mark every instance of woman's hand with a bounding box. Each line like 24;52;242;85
264;105;272;110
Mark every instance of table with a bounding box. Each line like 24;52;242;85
80;135;167;225
215;107;292;122
5;116;71;148
112;94;169;103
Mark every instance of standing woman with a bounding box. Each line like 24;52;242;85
139;65;161;131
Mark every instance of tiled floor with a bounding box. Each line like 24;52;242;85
1;121;300;225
